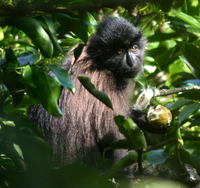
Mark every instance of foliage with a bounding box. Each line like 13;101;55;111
1;0;200;187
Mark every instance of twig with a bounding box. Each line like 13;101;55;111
154;85;200;97
0;87;36;97
143;138;175;153
137;148;143;175
175;139;189;176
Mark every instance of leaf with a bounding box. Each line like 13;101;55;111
106;151;138;178
185;0;199;16
48;64;75;93
179;148;200;174
171;10;200;30
17;53;41;66
2;70;24;107
154;48;175;69
22;65;37;99
146;149;170;164
77;75;113;110
5;48;18;63
135;73;148;88
37;16;63;55
114;115;147;149
164;99;192;111
0;139;26;170
179;102;200;123
177;42;200;76
180;91;200;101
31;65;62;117
184;79;200;85
16;135;53;169
11;17;54;58
56;13;88;43
60;37;81;47
83;12;97;35
0;26;3;40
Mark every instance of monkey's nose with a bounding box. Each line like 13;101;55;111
126;52;134;67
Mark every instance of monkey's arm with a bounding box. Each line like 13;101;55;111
130;109;170;134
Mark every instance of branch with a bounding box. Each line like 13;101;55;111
136;85;200;110
154;85;200;97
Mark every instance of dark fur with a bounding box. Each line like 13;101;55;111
29;17;146;171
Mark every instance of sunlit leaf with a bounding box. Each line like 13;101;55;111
83;12;97;35
11;17;54;58
171;9;200;30
179;102;200;123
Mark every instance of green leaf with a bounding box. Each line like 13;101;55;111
114;115;147;149
57;13;88;43
5;48;18;63
11;17;54;58
146;149;170;164
179;148;200;173
0;139;26;170
154;48;175;69
164;99;192;111
171;9;200;30
32;65;62;117
77;75;113;110
106;151;138;178
16;135;52;169
60;37;81;47
2;70;24;107
180;91;200;101
83;12;97;35
177;42;200;76
135;73;148;88
37;16;63;55
18;53;41;66
179;102;200;123
22;65;34;87
0;26;3;40
48;64;75;93
185;0;199;16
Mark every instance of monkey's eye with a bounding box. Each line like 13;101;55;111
131;45;138;52
117;49;123;54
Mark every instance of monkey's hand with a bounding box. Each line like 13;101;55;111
131;105;172;134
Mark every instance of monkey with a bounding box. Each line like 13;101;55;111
29;16;165;175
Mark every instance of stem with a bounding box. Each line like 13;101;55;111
137;148;143;175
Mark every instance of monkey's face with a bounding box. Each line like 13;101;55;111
103;42;144;78
86;17;146;79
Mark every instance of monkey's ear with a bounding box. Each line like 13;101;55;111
77;75;113;110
